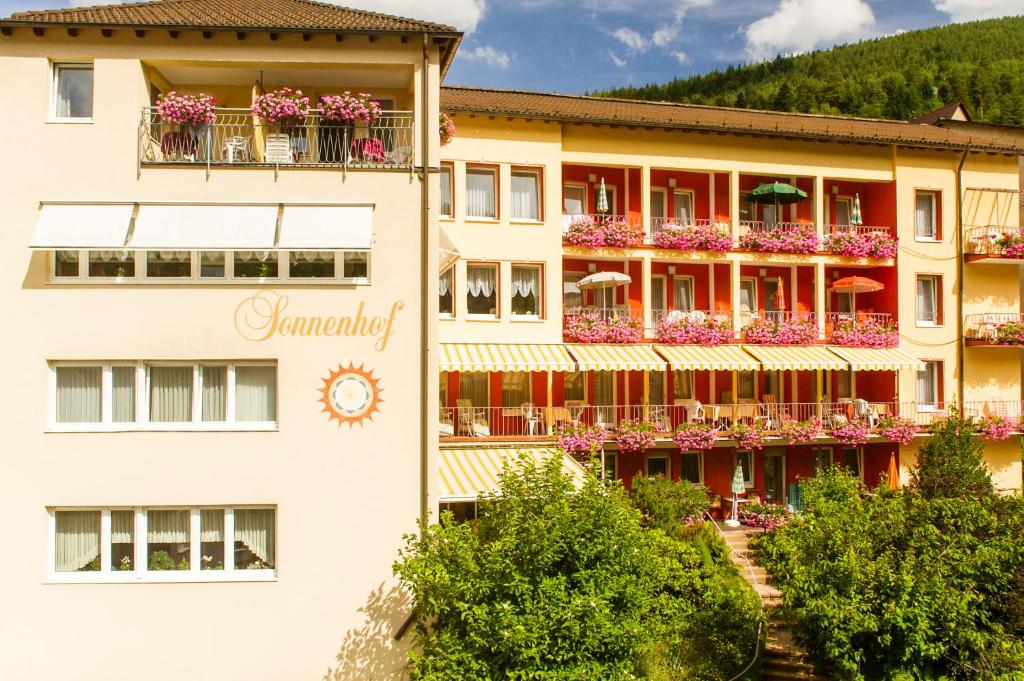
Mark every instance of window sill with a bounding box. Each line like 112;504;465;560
439;313;455;320
465;315;500;322
46;117;93;125
46;570;277;584
47;422;279;433
511;315;544;322
510;219;544;226
914;237;940;243
465;217;500;224
439;216;455;221
915;321;941;328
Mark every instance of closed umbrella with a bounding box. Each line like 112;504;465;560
773;276;786;312
726;462;747;527
830;275;884;315
852;193;863;226
596;177;609;214
887;452;900;491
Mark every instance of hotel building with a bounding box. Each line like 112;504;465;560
0;1;1022;679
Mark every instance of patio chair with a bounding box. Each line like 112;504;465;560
456;399;490;437
649;405;672;432
221;135;252;162
265;133;294;164
757;397;784;430
565;400;586;426
686;310;706;324
854;398;876;427
439;407;455;438
521;403;545;436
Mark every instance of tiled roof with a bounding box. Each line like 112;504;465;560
441;86;1024;154
3;0;458;33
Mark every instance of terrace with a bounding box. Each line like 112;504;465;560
964;313;1024;346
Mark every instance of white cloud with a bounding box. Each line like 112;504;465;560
744;0;876;60
460;45;512;69
652;19;682;46
608;50;628;67
612;26;647;50
671;50;690;64
932;0;1024;21
336;0;487;32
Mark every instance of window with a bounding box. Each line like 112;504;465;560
916;275;941;325
54;250;80;277
740;278;757;324
51;362;277;430
602;452;618;481
466;263;498;317
89;250;134;278
466;166;497;219
563;271;584;311
201;251;226;278
502;372;531;407
673;190;694;221
680;452;702;484
835;292;853;315
646;454;670;478
50;507;276;582
235;251;279;279
439;163;453;218
439;372;448;409
915;191;938;240
673;370;693;400
564;371;584;402
813;447;833;472
563;184;586;214
458;372;489;408
740;192;755;222
439;268;454;316
511;168;542;221
342;252;369;281
835;370;852;400
440;501;478;523
511;264;542;318
289;251;335;278
147;251;191;278
842;447;862;480
673;277;694;312
651;276;666;315
735;450;754;487
738;371;756;400
649;371;665;405
835;197;853;226
917;361;942;410
52;63;93;119
650;189;667;220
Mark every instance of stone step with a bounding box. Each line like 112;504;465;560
761;671;831;681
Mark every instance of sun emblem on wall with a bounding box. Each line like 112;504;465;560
318;364;383;427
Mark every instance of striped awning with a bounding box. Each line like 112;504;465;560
565;344;667;371
438;447;586;502
654;344;760;371
742;344;848;371
827;346;925;371
439;343;575;372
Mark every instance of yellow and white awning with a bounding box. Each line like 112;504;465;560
654;344;760;371
438;447;586;502
827;346;925;372
742;344;847;371
439;343;575;372
565;344;667;371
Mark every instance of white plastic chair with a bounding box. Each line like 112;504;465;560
521;403;545;436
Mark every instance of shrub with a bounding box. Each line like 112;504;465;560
656;315;733;345
742;502;792;530
909;410;993;499
630;474;711;534
395;455;763;680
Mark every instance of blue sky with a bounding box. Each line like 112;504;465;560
2;0;1022;92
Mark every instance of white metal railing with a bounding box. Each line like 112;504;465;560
563;306;641;322
965;312;1024;342
648;217;721;241
824;223;895;238
650;308;726;326
438;400;1017;440
964;225;1024;256
561;213;644;236
139;107;415;170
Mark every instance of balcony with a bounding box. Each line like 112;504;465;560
648;218;732;252
965;313;1024;346
964;225;1024;263
822;224;898;259
439;400;989;442
736;221;819;254
563;306;643;343
651;309;733;344
740;311;818;345
139;107;415;170
562;214;644;248
824;312;899;348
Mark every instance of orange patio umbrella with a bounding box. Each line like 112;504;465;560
886;452;900;490
831;275;884;313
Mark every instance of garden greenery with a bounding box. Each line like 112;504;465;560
394;455;762;680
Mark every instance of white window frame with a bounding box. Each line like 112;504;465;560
914;190;938;241
915;274;940;327
740;277;758;317
465;165;498;220
46;506;276;584
49;249;371;286
673;189;695;221
679;450;704;485
510;167;543;223
563;270;585;312
650;188;667;220
672;275;695;312
510;263;543;320
49;361;278;432
50;62;93;123
835;195;854;226
651;274;667;316
645;452;671;478
563;183;587;215
439;163;454;219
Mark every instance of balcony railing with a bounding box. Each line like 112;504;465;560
736;221;820;254
561;213;645;248
824;224;894;238
439;400;1009;441
964;225;1024;257
965;313;1024;344
139;107;415;170
740;311;818;344
824;312;899;347
563;306;644;343
650;309;734;343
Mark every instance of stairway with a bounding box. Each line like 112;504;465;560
720;527;829;681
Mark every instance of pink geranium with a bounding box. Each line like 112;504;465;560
251;87;310;125
995;321;1024;345
656;315;733;345
155;91;218;125
742;316;817;345
833;418;870;445
778;417;822;444
319;92;381;125
876;417;918;445
996;232;1024;258
652;222;732;252
824;230;899;259
439;112;456;146
565;217;643;248
563;313;642;344
555;424;607;459
614;419;658;455
673;422;719;451
979;415;1013;441
731;423;766;450
738;224;819;254
829;319;899;348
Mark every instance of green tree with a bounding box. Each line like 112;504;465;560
394;455;761;680
908;410;993;499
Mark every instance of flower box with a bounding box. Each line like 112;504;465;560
673;422;719;451
563;313;642;344
996;232;1024;258
564;216;643;248
823;230;898;259
155;91;218;125
555;424;607;459
778;417;822;445
439;112;456;146
614;419;658;455
828;319;899;348
994;321;1024;345
737;224;818;254
876;417;917;445
319;92;381;125
741;316;817;345
655;315;733;345
651;222;732;252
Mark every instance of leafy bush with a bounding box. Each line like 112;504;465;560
630;474;711;536
395;455;762;680
909;410;993;499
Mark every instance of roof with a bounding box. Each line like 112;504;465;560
441;86;1023;154
912;100;972;125
3;0;457;33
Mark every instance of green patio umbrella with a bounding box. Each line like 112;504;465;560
852;193;863;226
596;177;609;214
749;182;808;205
728;462;747;525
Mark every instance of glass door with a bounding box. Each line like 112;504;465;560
764;450;785;504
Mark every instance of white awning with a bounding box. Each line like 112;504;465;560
439;226;459;273
30;204;134;249
278;205;374;249
131;205;278;250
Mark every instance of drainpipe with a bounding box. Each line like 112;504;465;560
419;34;432;533
956;150;967;405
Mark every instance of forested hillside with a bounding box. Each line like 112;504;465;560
601;16;1024;124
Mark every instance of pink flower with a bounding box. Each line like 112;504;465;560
563;313;642;344
996;233;1024;258
824;230;898;259
319;92;382;125
565;216;643;248
614;419;658;455
555;424;607;459
828;319;899;348
742;316;817;345
439;112;456;146
656;315;733;345
833;418;870;445
674;422;719;450
778;418;822;444
730;423;766;450
979;415;1013;441
995;321;1024;345
251;88;310;125
877;417;917;445
155;91;217;125
738;224;818;254
652;222;732;252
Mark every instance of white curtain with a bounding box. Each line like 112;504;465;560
915;194;933;237
502;372;530;407
235;509;275;567
147;509;190;544
674;279;693;312
438;269;452;296
466;169;496;218
564;371;584;401
89;250;132;263
55;510;100;572
201;366;227;422
439;166;452;216
917;278;935;322
917;366;935;404
111;366;136;423
649;371;665;404
511;172;539;220
235;366;277;422
111;510;134;545
563;186;585;215
290;251;334;264
200;509;224;542
235;251;274;263
674;192;693;220
511;266;539;298
150;250;190;263
56;366;101;423
674;370;693;400
55;66;93;118
466;265;496;298
149;366;193;422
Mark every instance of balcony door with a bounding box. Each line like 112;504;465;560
593;371;615;427
740;278;757;326
673;190;694;221
763;448;785;504
673;277;694;312
650;188;667;220
835;196;853;226
651;275;666;320
563;184;586;215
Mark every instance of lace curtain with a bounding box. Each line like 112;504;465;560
511;267;539;298
235;509;275;567
438;269;452;296
55;510;100;572
466;265;496;298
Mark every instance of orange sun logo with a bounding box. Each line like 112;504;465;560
318;363;383;427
